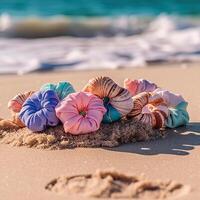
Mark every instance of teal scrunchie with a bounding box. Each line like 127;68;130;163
165;102;189;128
102;97;121;123
41;81;75;100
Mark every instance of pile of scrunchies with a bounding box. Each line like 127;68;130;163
2;76;189;135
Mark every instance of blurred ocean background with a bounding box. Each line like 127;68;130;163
1;0;200;74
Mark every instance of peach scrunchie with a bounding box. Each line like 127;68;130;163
8;91;35;113
0;91;35;129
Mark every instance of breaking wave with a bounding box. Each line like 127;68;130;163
0;14;200;74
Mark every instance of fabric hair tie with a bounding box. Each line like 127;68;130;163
41;81;75;100
83;76;133;123
150;89;189;128
165;102;189;128
8;91;35;113
127;92;169;129
56;92;106;135
7;91;35;128
19;90;59;132
124;78;157;96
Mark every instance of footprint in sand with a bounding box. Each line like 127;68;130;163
45;170;190;199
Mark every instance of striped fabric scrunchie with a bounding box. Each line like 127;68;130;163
8;91;35;113
83;76;133;123
150;89;189;128
127;92;169;129
7;91;35;128
0;91;35;130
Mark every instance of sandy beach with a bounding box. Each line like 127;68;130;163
0;64;200;199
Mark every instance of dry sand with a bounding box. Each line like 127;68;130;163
0;63;200;200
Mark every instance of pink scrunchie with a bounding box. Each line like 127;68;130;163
124;78;157;96
56;92;106;135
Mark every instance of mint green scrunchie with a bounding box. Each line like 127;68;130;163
165;102;189;128
41;81;75;100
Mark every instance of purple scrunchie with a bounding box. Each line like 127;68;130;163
19;90;59;132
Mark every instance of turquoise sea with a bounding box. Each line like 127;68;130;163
1;0;200;38
1;0;200;17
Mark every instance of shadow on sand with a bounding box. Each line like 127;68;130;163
104;123;200;156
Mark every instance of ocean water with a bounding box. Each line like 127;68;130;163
1;0;200;17
0;0;200;74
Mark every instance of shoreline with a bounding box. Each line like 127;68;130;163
0;64;200;200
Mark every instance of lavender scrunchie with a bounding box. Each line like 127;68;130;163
19;90;59;132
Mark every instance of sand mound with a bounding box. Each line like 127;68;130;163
45;170;190;199
0;119;163;149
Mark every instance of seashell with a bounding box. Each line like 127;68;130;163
124;78;158;96
19;90;59;132
41;81;75;100
127;92;169;128
56;92;106;135
8;91;35;113
83;76;133;123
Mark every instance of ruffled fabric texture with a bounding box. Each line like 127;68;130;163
19;90;59;132
125;78;189;128
83;77;133;123
124;78;157;96
56;92;106;135
8;91;35;113
127;92;169;128
0;77;189;132
7;91;35;128
41;81;75;100
151;89;189;128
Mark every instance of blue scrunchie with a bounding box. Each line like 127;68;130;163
19;90;59;132
165;102;189;128
41;82;75;100
102;98;121;123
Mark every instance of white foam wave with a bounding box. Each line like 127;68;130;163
0;15;200;74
